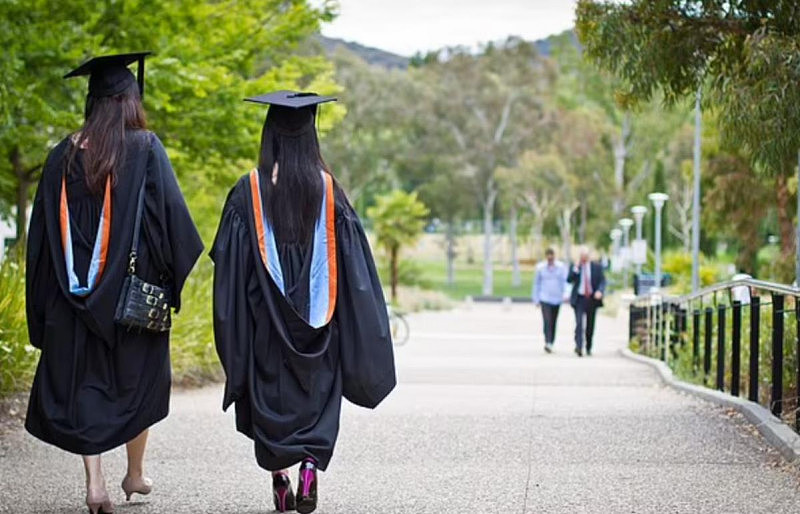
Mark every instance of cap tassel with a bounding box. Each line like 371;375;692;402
137;56;145;99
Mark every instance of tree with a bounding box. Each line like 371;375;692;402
576;0;800;280
321;47;415;206
499;150;570;261
417;38;556;295
0;0;338;245
367;190;429;303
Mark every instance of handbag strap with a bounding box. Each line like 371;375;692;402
127;173;147;276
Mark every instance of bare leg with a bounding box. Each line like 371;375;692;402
272;469;289;477
125;429;149;479
83;454;106;490
83;455;113;512
122;430;153;500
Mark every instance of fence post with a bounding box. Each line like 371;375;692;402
692;309;700;375
796;299;800;433
717;305;726;392
771;294;784;418
731;301;741;397
704;307;713;383
749;296;760;403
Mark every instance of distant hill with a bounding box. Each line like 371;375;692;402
316;31;576;70
317;35;409;70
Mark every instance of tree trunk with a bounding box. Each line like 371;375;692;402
481;187;498;296
532;220;544;260
579;200;587;244
776;174;795;259
510;205;520;287
558;207;573;264
11;146;31;248
446;222;456;286
390;245;399;303
612;113;631;217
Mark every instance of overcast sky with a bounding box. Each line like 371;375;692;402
318;0;578;56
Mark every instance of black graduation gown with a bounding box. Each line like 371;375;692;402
25;130;203;455
210;173;396;472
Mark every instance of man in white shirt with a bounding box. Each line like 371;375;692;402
532;248;567;353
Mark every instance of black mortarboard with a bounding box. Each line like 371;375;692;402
245;90;337;136
64;52;151;98
244;90;337;109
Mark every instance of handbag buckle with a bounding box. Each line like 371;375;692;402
141;283;154;294
148;308;159;319
128;252;137;275
147;320;158;330
146;295;158;306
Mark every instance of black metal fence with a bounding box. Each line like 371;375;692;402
629;279;800;433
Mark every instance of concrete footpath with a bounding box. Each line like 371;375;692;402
1;303;800;513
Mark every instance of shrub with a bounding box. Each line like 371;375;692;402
0;252;37;395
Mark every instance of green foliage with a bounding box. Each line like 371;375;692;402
576;0;800;182
367;190;429;302
168;259;221;386
1;0;341;244
661;250;718;293
0;252;36;394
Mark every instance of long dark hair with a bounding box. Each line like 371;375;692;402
258;107;328;244
67;81;147;193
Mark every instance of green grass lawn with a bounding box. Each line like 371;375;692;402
417;259;535;300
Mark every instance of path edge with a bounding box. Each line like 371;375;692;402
619;347;800;464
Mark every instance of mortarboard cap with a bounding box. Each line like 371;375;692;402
245;90;337;136
64;52;151;98
244;90;337;109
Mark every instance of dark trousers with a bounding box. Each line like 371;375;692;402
541;302;560;344
573;297;598;351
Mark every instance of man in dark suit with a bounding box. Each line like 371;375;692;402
567;247;606;357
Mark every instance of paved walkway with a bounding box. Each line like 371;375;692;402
1;303;799;513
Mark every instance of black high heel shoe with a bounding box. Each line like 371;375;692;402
295;459;318;514
272;472;296;512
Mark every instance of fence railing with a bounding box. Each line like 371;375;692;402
629;278;800;433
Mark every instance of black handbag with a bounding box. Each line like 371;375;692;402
114;173;172;332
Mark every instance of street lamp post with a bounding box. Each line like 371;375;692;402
631;205;648;276
619;218;634;290
648;193;669;291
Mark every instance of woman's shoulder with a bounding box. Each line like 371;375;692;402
220;171;256;220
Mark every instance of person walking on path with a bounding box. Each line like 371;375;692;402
24;53;203;514
567;247;606;357
210;91;396;514
532;248;567;353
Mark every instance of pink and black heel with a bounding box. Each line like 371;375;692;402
295;459;318;514
272;472;296;512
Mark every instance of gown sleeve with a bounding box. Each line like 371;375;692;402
210;195;253;411
25;182;49;349
145;134;204;312
335;198;397;409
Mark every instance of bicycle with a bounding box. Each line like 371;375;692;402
387;305;410;346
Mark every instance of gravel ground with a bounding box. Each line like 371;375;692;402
1;303;799;513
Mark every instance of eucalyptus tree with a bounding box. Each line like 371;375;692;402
419;38;556;295
577;0;800;282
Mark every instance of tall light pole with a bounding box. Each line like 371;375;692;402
631;205;648;276
619;218;634;290
691;87;702;293
649;193;669;291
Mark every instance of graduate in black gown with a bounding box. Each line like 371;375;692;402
211;91;396;513
25;53;203;514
